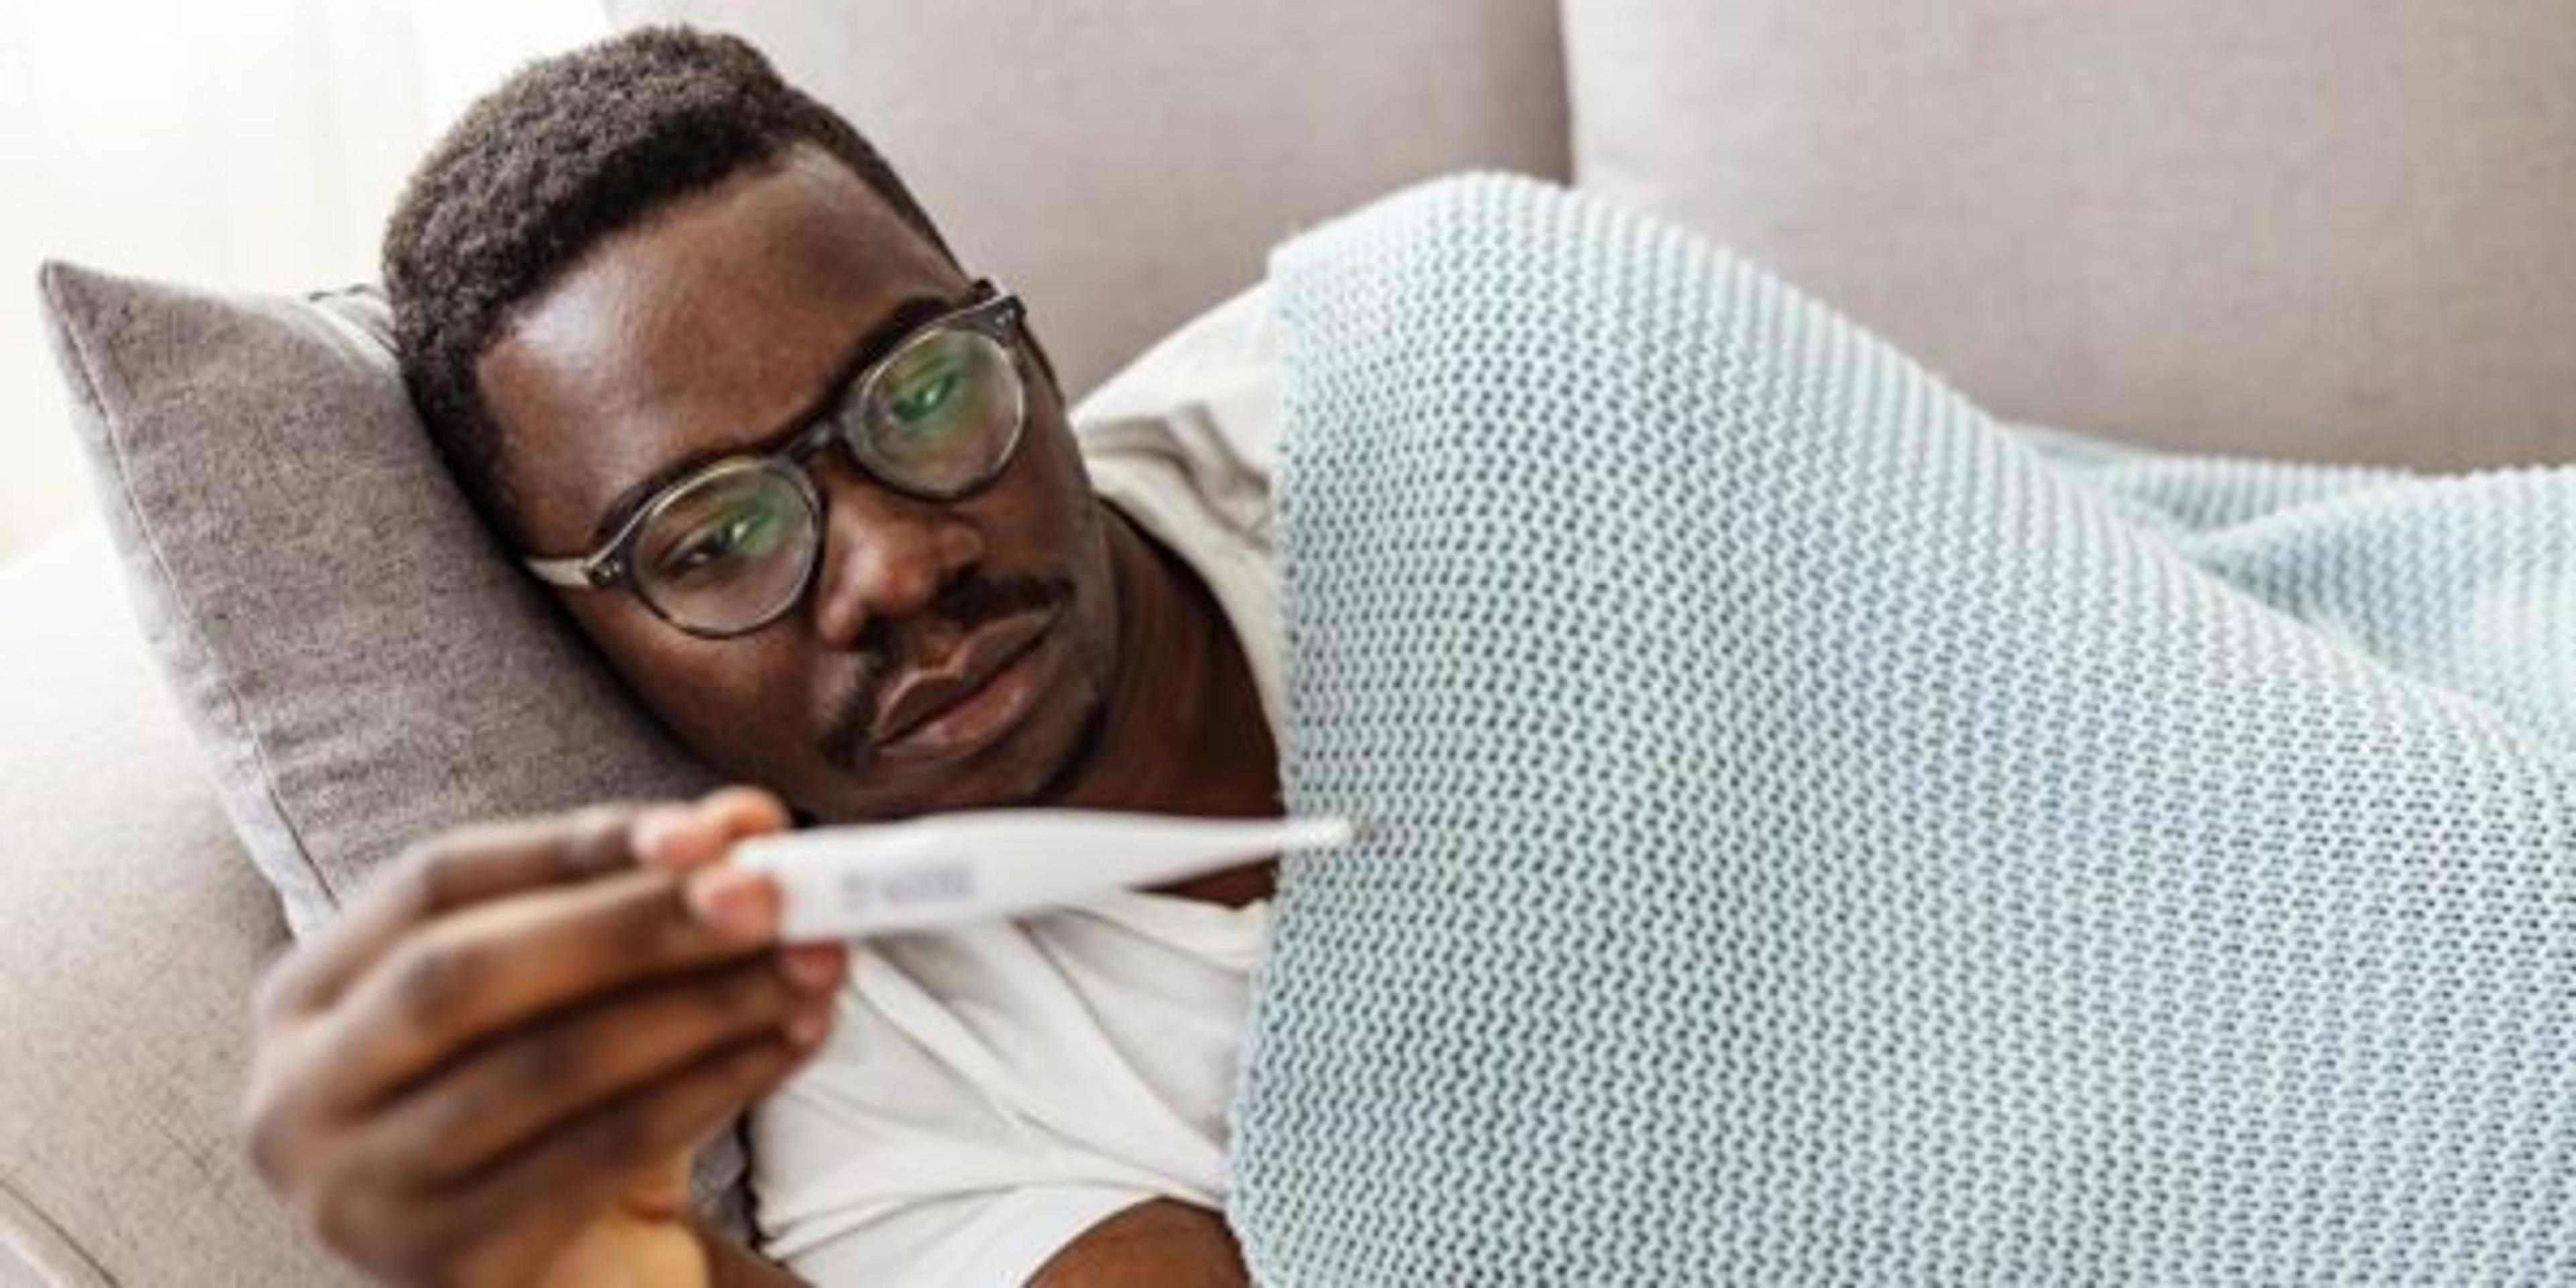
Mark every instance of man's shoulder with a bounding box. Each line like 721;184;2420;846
1068;280;1288;735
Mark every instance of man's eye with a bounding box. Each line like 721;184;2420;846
888;362;962;429
665;508;775;576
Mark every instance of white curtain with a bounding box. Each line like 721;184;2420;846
0;0;609;562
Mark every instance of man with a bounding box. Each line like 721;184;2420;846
239;26;1286;1286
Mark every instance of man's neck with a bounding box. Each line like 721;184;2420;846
1059;502;1281;904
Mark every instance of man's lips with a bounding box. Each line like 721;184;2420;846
870;606;1060;748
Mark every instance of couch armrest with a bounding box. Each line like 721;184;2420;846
0;520;360;1285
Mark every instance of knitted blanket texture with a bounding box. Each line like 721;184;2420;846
1227;174;2575;1285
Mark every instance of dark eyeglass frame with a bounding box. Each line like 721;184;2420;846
521;282;1029;639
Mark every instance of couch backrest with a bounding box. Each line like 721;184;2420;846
609;0;1571;400
1566;0;2576;469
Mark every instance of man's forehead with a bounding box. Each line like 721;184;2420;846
478;146;963;547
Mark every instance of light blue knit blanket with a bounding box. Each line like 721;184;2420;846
1229;174;2576;1284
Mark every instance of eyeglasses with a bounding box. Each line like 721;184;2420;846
522;282;1029;639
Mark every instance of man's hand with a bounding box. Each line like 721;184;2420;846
239;787;844;1287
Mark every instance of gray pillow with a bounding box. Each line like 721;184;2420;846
36;261;747;1235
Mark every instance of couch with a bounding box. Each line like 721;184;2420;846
6;1;2569;1281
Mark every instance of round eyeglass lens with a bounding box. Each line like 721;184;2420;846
632;463;819;633
855;327;1025;496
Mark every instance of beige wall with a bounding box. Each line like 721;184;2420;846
0;0;607;565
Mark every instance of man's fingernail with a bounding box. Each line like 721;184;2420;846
631;808;688;865
786;1006;829;1048
781;945;842;992
686;869;770;937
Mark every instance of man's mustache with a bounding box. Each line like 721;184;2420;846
820;572;1075;771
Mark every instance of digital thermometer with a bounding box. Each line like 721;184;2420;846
727;809;1364;943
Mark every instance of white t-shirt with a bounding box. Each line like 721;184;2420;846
748;284;1286;1285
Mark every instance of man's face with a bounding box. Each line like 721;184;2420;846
477;146;1117;822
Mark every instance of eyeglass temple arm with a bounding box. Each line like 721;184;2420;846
523;555;600;588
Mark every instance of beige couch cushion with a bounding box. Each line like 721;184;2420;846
1564;0;2576;470
609;0;1572;399
0;521;361;1287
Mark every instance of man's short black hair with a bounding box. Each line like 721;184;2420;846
383;25;955;549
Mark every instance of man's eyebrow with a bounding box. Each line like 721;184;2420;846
584;292;956;551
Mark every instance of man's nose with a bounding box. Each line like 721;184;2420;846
806;462;985;649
